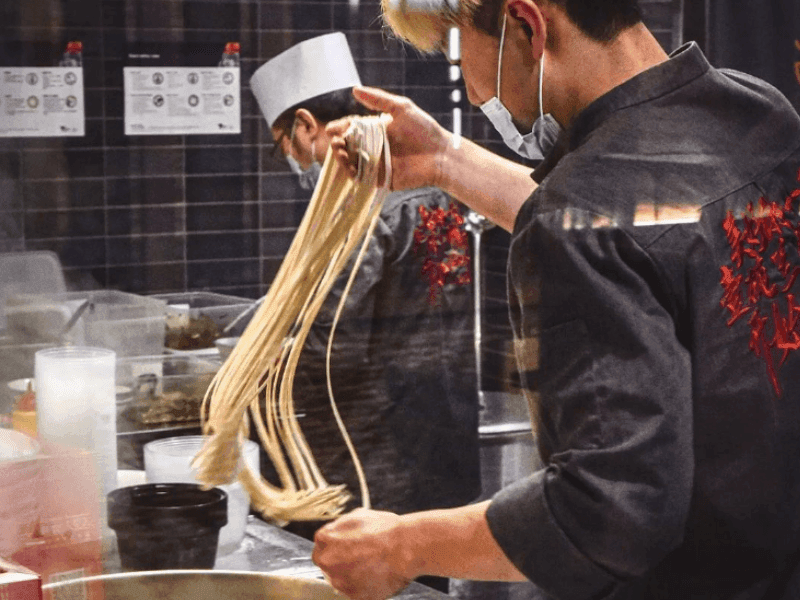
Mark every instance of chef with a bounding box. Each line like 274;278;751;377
312;1;800;599
249;33;482;593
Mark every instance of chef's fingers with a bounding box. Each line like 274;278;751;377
327;118;360;177
353;86;412;118
327;116;353;139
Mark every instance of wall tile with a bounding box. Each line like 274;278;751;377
185;174;258;204
187;257;260;289
260;200;305;229
25;207;106;238
108;262;185;293
185;146;258;175
107;233;185;265
332;2;384;31
52;237;107;268
406;57;450;86
105;148;184;178
259;173;306;203
185;203;259;232
259;229;294;258
357;59;406;88
186;231;259;260
184;2;256;31
107;205;185;235
0;152;22;180
259;3;334;32
0;179;22;211
24;179;105;210
23;149;105;180
106;176;184;207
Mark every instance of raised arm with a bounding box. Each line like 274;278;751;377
327;86;536;233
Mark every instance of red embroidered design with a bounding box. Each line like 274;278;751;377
720;168;800;396
795;40;800;87
413;202;471;305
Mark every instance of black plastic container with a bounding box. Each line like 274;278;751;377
108;483;228;571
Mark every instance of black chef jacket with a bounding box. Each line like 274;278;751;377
286;187;481;517
486;42;800;599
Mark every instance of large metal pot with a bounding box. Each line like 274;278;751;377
42;570;345;600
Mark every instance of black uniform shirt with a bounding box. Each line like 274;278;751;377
290;187;481;516
486;42;800;599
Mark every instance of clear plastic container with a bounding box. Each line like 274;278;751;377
115;354;219;432
0;251;66;331
6;290;166;358
150;292;254;350
143;435;260;556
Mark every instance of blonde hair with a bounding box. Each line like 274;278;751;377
380;0;483;53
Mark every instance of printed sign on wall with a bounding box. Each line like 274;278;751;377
0;67;85;137
124;66;241;135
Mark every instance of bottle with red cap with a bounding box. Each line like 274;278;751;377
219;42;240;67
60;41;82;67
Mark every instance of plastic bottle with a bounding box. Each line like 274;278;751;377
60;41;82;67
219;42;240;67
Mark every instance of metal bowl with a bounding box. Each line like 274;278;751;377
42;570;344;600
214;337;240;361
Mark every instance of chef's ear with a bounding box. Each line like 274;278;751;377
293;108;321;137
507;0;546;59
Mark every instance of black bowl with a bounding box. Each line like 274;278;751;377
108;483;227;571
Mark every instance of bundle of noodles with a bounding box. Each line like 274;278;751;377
193;115;392;524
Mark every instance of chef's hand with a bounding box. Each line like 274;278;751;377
312;508;415;600
327;86;450;191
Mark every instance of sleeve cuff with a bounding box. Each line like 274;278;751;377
486;469;620;599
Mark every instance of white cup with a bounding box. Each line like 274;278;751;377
35;347;117;501
144;435;260;556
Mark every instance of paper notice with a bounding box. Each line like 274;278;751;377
0;67;85;137
124;66;241;135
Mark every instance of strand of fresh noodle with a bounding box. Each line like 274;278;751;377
194;115;391;524
199;152;376;520
323;118;394;510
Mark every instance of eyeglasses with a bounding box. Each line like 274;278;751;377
271;129;289;160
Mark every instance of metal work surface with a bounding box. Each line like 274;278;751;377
77;516;449;600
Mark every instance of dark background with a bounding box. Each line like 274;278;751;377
1;0;795;392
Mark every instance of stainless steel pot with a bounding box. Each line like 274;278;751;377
42;570;344;600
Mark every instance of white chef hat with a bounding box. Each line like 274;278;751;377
250;32;362;129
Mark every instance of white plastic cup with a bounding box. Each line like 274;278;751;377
144;435;260;555
35;347;117;500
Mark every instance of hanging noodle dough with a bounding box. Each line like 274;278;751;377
193;115;392;524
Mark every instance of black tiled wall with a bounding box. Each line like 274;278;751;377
0;0;686;392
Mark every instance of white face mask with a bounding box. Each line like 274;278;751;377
479;13;560;161
287;123;322;190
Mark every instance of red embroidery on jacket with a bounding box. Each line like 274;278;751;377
795;40;800;87
413;202;471;305
720;171;800;396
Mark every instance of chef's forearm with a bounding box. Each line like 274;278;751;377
398;500;528;582
435;135;537;234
